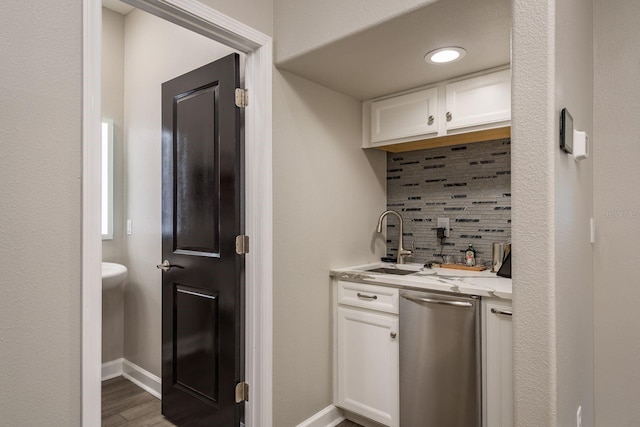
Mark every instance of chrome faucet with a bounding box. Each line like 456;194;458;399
376;210;413;264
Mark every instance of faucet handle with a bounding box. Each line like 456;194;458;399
399;241;414;260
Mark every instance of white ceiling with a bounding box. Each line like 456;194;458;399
102;0;134;15
276;0;511;100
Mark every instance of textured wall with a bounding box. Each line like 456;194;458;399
386;139;511;265
123;9;236;377
593;0;640;425
102;7;126;363
273;0;438;62
511;0;558;425
273;70;386;426
512;0;595;425
0;0;82;425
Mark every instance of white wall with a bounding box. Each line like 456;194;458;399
197;0;273;37
102;7;126;265
554;0;594;426
102;7;126;364
511;1;557;423
272;70;387;426
0;1;82;425
122;8;237;376
273;0;438;62
511;0;594;425
593;0;640;425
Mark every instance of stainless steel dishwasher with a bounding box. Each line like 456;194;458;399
399;289;481;427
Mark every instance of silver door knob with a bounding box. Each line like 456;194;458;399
446;111;452;121
156;259;177;272
390;332;397;339
428;115;434;125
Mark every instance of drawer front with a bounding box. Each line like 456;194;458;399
337;281;399;314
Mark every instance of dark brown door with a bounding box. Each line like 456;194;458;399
160;53;243;427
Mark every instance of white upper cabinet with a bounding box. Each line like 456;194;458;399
445;69;511;132
370;87;438;143
364;67;511;149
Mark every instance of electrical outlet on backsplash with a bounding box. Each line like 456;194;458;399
386;138;512;265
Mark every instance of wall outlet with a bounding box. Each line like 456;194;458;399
437;218;450;237
576;405;582;427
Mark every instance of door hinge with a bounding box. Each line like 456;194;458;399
235;88;248;108
235;382;249;403
235;235;249;255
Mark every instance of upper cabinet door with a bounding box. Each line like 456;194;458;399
445;69;511;132
370;87;438;143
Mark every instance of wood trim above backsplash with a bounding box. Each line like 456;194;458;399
373;126;511;153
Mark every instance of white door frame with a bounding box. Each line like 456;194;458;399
81;0;273;425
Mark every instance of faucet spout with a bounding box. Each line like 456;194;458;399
376;210;413;264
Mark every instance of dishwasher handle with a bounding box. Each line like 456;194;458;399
400;292;473;308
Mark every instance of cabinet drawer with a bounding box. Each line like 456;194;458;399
337;281;399;314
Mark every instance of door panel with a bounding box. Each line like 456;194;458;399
174;84;220;256
161;53;243;427
174;285;219;402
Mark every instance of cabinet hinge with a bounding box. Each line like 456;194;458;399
235;88;249;108
235;381;249;403
235;235;249;255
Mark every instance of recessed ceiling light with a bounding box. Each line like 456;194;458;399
425;47;467;64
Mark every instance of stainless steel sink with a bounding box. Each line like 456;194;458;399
365;267;416;275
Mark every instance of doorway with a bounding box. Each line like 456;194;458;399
82;0;273;425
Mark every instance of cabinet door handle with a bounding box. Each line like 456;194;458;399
491;308;513;316
427;115;434;125
357;292;378;300
446;111;452;121
390;332;397;339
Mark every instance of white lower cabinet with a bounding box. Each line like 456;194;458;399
483;299;513;427
333;278;512;427
334;281;399;427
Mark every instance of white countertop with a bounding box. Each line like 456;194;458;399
330;262;512;299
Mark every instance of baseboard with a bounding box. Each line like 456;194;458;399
296;405;345;427
122;359;162;399
101;358;124;381
102;358;162;399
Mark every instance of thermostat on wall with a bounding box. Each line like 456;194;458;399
560;108;573;153
573;130;589;161
560;108;590;161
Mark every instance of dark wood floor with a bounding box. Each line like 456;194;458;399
102;376;175;427
103;376;362;427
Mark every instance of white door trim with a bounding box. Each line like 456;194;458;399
81;1;273;425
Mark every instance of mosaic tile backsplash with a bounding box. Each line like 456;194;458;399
386;138;511;265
